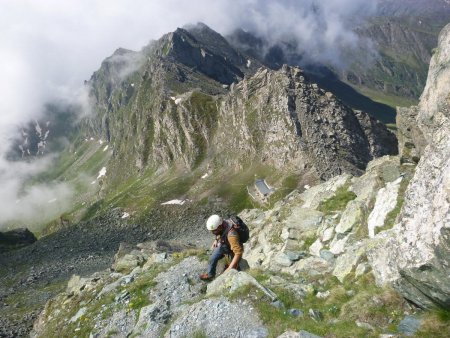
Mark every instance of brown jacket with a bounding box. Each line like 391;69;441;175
217;225;244;256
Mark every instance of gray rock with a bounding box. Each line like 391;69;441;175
309;239;323;257
333;242;369;282
288;257;332;276
165;297;268;338
350;171;382;208
397;315;422;336
69;307;86;323
302;331;322;338
380;163;401;183
277;331;322;338
113;252;146;273
288;308;303;317
367;177;402;238
284;208;324;234
271;300;284;309
316;291;330;299
321;227;335;242
335;200;366;235
275;253;294;267
284;251;306;262
207;270;277;301
355;262;370;277
319;250;335;262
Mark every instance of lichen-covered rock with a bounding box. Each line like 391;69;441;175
332;242;368;282
207;270;277;301
335;200;366;235
367;177;402;238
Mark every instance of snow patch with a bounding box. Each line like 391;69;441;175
35;121;42;137
91;180;97;185
201;173;209;179
304;185;311;190
90;137;94;141
201;48;206;58
246;59;251;68
161;199;187;205
131;83;135;87
103;145;109;152
99;139;104;145
48;198;57;203
97;167;107;179
122;212;130;219
170;96;182;105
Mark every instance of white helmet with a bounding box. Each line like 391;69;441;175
206;214;223;231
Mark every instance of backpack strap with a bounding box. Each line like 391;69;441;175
220;221;234;246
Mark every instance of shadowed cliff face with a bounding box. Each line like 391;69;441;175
84;23;397;185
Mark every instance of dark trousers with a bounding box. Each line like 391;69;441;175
207;245;232;277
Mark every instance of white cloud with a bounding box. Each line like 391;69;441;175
0;155;74;229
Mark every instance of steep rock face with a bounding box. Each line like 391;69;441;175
396;106;426;163
217;66;397;179
369;23;450;309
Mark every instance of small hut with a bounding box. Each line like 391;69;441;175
248;178;275;203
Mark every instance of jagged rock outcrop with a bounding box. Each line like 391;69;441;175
218;65;397;179
368;23;450;309
84;23;397;183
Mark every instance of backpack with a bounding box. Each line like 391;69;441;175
228;215;250;244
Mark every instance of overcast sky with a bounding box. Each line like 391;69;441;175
0;0;377;228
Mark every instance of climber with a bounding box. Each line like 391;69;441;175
199;214;244;281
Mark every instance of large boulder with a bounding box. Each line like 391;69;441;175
369;23;450;309
0;228;37;252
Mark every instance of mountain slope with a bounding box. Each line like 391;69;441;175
83;23;397;193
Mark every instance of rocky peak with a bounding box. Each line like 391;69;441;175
155;23;260;86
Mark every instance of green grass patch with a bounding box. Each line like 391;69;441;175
356;86;418;109
268;174;300;208
318;185;357;215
